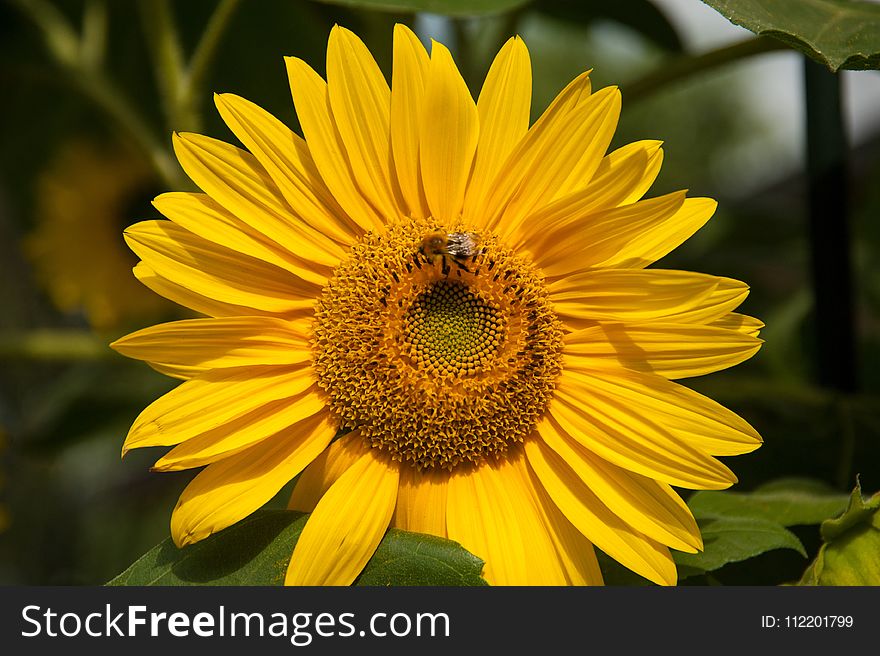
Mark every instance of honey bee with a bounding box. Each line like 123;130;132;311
419;231;482;260
418;230;482;275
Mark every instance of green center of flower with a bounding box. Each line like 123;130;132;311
311;219;563;471
403;281;504;376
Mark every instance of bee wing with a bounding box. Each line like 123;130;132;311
447;232;479;258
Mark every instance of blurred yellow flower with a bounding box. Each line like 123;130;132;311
26;141;171;331
113;25;763;585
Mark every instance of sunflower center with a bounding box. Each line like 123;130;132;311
403;281;504;376
311;219;563;471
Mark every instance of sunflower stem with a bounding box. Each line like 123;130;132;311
138;0;197;132
803;57;856;394
0;331;112;361
8;0;79;65
621;36;787;103
138;0;242;139
11;0;183;189
803;57;858;486
185;0;242;102
74;69;183;188
80;0;107;72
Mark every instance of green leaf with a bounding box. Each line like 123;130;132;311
687;477;850;527
310;0;530;17
700;0;880;71
674;516;806;579
534;0;683;52
678;479;839;580
354;529;489;585
107;511;307;585
820;478;880;541
800;528;880;585
108;509;487;586
798;479;880;585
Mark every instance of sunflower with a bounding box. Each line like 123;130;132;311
27;141;172;331
112;25;763;586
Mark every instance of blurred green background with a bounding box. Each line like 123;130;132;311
1;0;879;585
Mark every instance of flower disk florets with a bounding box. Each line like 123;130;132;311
312;219;564;470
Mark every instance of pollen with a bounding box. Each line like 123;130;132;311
311;219;563;470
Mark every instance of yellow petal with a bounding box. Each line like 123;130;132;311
285;449;399;585
511;146;651;252
123;366;314;454
584;367;763;456
594;197;718;270
147;360;206;381
534;191;687;278
172;132;344;276
469;70;591;228
213;94;360;244
488;86;621;240
154;192;318;276
525;437;677;585
392;466;448;538
591;139;664;206
672;278;753;325
564;322;763;379
539;71;593;116
558;366;761;464
285;56;386;233
170;409;335;547
526;467;604;585
548;87;622;201
419;40;479;224
125;221;317;314
549;269;747;324
551;372;739;489
154;387;327;470
462;36;531;220
446;451;569;585
710;312;764;337
326;26;403;221
132;262;255;318
537;419;702;552
288;430;370;512
111;316;312;370
514;450;605;585
390;24;430;219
